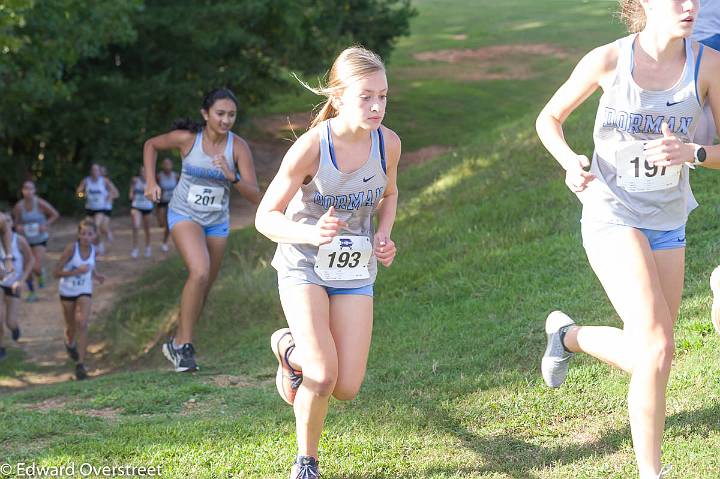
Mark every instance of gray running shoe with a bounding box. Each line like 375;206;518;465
162;338;198;372
290;456;320;479
541;311;575;388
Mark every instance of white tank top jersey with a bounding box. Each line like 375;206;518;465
131;177;154;210
582;34;706;230
168;130;235;226
272;120;389;288
58;242;96;297
84;176;108;211
0;234;24;287
158;171;178;203
694;0;720;41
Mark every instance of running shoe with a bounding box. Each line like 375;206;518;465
65;341;79;361
75;363;88;380
711;266;720;335
160;243;169;253
130;248;139;259
162;338;198;372
271;328;303;405
0;347;6;362
10;326;20;342
144;246;152;258
290;456;320;479
26;291;38;303
541;311;575;388
657;464;672;478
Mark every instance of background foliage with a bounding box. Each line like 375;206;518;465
0;0;415;211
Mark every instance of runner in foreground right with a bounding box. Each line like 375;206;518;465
535;1;720;478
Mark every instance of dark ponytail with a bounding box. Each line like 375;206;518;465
171;87;240;133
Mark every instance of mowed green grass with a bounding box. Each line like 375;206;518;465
3;1;720;478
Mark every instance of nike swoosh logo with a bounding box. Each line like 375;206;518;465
363;176;375;183
666;100;684;107
678;236;686;242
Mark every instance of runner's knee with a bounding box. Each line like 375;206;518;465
302;362;338;397
332;379;363;401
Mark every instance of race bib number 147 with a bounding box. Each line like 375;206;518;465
615;142;681;193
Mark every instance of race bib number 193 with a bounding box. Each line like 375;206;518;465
315;236;372;281
615;142;681;193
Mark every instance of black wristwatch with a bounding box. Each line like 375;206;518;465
231;172;241;184
693;145;707;165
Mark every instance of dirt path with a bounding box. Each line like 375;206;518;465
0;113;448;389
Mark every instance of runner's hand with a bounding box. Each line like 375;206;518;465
11;281;22;295
212;154;234;181
645;122;694;167
314;206;347;246
565;155;595;193
95;273;106;285
145;181;161;202
374;232;396;267
75;264;90;274
40;224;48;233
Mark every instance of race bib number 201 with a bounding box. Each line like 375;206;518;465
615;142;681;193
187;185;223;211
315;236;372;281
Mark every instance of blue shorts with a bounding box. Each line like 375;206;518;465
700;34;720;52
277;275;374;297
167;208;229;238
582;221;686;251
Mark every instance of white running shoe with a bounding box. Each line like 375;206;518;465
130;248;139;259
541;311;575;388
711;266;720;335
160;243;169;253
144;246;152;258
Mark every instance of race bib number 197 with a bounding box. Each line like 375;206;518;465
615;142;681;193
315;236;372;281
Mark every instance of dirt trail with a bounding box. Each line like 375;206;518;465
0;113;448;389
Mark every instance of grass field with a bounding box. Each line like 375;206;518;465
2;1;720;478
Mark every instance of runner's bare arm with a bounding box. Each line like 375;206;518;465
1;216;12;271
374;127;401;238
16;236;35;284
536;43;617;171
75;178;86;197
694;46;720;169
255;129;338;245
105;177;120;200
232;136;262;205
128;178;136;201
38;199;60;225
11;203;24;234
53;244;75;278
143;130;196;201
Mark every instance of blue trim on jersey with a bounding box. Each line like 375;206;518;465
695;44;704;106
378;127;386;174
326;121;339;170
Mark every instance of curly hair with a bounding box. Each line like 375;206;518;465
618;0;646;33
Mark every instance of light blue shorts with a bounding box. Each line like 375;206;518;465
167;208;229;238
582;221;686;251
277;275;374;297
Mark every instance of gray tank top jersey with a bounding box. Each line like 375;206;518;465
18;197;48;245
169;130;235;226
131;177;154;210
158;171;178;203
84;176;108;211
272;120;389;288
582;34;705;230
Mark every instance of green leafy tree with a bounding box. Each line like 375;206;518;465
0;0;415;211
